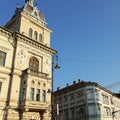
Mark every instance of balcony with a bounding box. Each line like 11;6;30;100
23;68;49;78
21;100;50;111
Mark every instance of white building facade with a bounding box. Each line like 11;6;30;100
54;80;120;120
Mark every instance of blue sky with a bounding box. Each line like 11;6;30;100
1;0;120;92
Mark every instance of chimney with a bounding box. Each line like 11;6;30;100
66;83;69;87
78;79;81;83
73;81;76;85
57;87;60;90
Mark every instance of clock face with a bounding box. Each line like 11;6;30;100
17;49;27;67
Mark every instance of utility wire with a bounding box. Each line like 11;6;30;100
105;80;120;89
60;59;120;64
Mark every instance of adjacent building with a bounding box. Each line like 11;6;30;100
0;0;56;119
54;80;120;120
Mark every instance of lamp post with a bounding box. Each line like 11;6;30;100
51;55;60;120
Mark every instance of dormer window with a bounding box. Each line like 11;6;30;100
29;28;33;38
34;11;37;17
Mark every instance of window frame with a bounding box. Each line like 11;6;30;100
34;11;37;17
102;94;109;105
29;57;39;72
29;28;33;38
30;88;35;101
34;31;38;40
104;107;111;116
0;50;6;66
0;82;2;93
42;90;46;102
36;89;40;101
39;33;43;43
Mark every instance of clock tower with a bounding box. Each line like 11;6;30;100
0;0;56;119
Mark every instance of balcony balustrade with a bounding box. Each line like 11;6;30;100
23;68;49;78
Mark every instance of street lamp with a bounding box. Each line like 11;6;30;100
51;54;60;120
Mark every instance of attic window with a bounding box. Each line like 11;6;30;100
34;11;37;17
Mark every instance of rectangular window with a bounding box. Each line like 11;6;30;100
64;109;69;120
0;51;6;66
104;107;111;116
0;82;2;93
70;93;74;100
36;89;40;101
30;88;34;100
64;95;68;101
88;104;96;115
87;89;94;100
102;94;109;105
22;88;26;101
42;90;46;102
70;108;75;119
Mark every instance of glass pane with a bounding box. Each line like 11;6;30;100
29;28;33;37
34;31;38;40
39;33;42;43
29;57;39;72
0;51;6;66
30;88;34;100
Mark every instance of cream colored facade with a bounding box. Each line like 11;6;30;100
0;0;56;119
54;80;120;120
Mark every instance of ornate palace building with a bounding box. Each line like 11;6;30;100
0;0;56;119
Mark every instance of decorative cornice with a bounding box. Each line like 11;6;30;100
54;81;114;97
0;66;11;75
16;32;57;54
21;12;51;33
0;26;12;37
0;27;56;54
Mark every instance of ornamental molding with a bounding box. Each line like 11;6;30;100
0;27;56;54
0;45;10;52
17;49;27;67
16;32;56;54
0;27;12;37
0;77;7;80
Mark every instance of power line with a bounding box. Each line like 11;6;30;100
105;81;120;89
60;59;120;64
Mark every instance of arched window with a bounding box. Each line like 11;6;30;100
34;31;38;40
34;11;37;17
29;57;39;72
39;33;43;43
29;28;33;38
0;51;6;66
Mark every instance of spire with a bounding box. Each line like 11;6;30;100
25;0;34;7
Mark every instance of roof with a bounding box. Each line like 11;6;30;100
11;0;46;24
54;80;114;97
114;93;120;98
